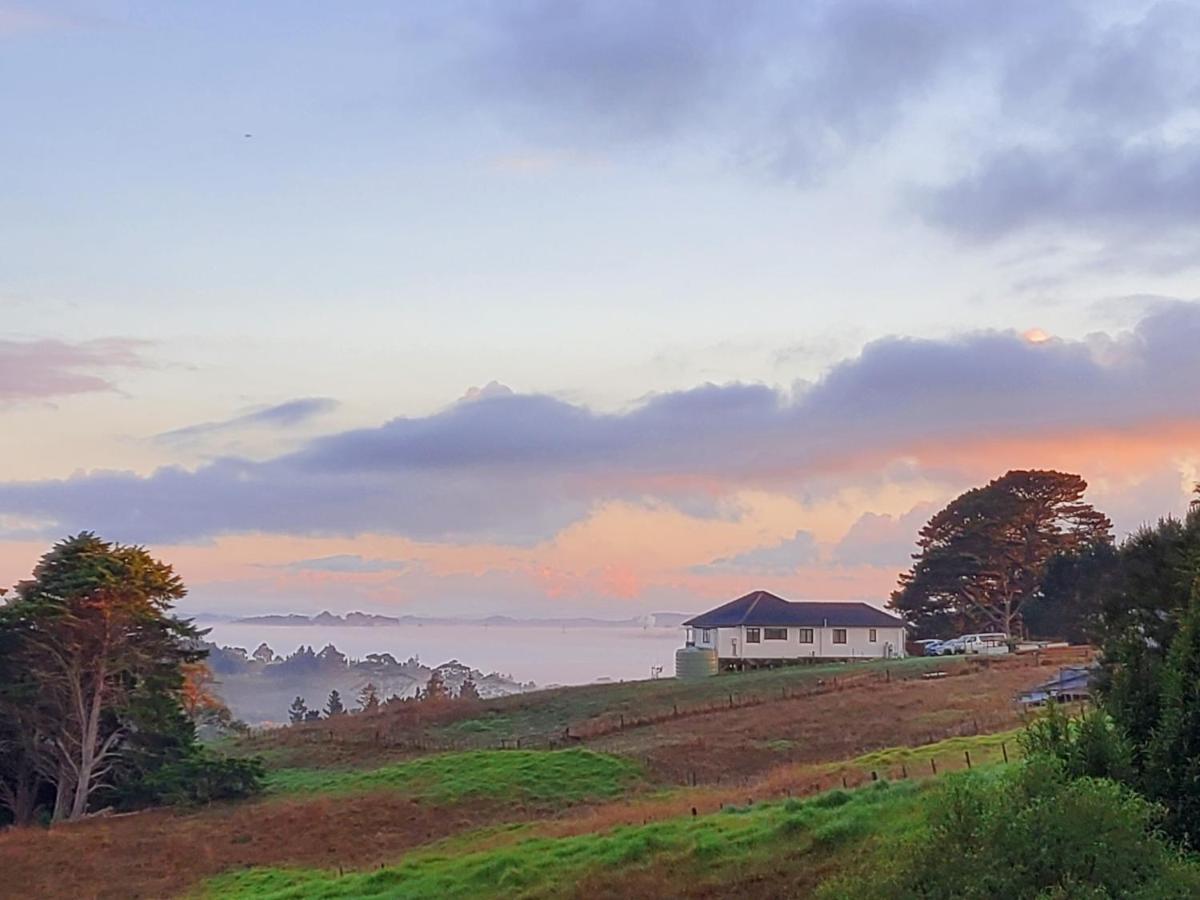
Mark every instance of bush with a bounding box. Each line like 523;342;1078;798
821;759;1200;899
143;750;265;805
1020;702;1134;783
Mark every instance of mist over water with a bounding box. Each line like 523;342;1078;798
202;623;686;686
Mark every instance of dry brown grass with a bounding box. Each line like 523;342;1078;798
0;792;533;900
0;653;1070;899
587;654;1068;784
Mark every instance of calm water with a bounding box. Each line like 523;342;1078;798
202;622;686;686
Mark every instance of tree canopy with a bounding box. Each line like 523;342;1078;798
890;470;1112;637
0;533;261;826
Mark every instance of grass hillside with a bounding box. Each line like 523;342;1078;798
0;653;1078;898
202;778;926;899
265;749;642;805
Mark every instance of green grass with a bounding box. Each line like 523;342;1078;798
264;749;642;805
434;655;962;746
848;727;1023;771
202;778;929;899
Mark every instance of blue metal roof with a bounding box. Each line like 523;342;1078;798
683;590;905;629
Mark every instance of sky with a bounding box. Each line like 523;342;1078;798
2;0;1200;617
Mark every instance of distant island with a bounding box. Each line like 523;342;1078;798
229;610;694;629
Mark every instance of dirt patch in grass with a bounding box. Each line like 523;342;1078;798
0;793;535;900
585;658;1057;784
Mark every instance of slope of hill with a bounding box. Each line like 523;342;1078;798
0;652;1078;898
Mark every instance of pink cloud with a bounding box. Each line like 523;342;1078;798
0;338;149;401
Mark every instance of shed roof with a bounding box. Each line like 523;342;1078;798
683;590;905;629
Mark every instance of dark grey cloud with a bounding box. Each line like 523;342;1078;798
454;1;1200;249
918;2;1200;246
921;140;1200;242
0;337;147;401
2;303;1199;545
156;397;338;444
466;0;1008;179
692;530;819;575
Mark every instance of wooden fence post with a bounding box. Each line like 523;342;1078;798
930;758;937;775
964;750;972;769
1002;742;1009;763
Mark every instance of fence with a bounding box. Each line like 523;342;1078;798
274;655;1032;756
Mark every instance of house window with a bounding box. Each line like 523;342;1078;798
869;628;877;642
764;627;788;641
700;629;713;645
832;628;847;644
798;628;814;643
746;627;761;643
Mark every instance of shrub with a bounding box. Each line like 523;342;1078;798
1020;701;1133;783
821;759;1200;899
143;750;265;805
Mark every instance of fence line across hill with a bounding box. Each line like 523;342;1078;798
297;656;1028;754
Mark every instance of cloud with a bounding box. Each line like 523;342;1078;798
2;303;1200;544
270;554;409;574
464;0;998;178
156;397;338;444
693;530;819;575
920;139;1200;243
833;504;937;567
450;2;1200;255
0;338;148;401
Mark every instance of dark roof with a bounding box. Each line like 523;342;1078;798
683;590;905;629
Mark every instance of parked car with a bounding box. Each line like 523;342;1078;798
961;633;1010;655
914;638;943;656
936;636;967;655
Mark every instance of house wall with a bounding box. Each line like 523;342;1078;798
703;625;906;661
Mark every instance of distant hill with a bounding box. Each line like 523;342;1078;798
203;640;531;725
232;610;693;629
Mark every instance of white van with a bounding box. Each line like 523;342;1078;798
961;633;1010;655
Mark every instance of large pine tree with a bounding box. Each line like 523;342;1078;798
890;470;1111;637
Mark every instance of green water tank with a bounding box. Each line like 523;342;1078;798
675;645;718;679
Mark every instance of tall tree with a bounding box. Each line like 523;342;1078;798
458;676;481;701
890;470;1112;637
356;683;380;714
422;669;450;703
1024;542;1121;643
324;690;346;717
2;533;201;821
0;600;46;827
288;696;309;725
1146;582;1200;846
252;643;276;665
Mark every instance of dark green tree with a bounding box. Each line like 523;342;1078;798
356;683;380;714
0;534;262;823
2;533;202;821
288;696;309;724
1024;541;1120;643
891;470;1112;637
458;676;481;701
1146;582;1200;845
324;690;346;717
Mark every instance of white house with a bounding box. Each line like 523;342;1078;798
683;590;906;670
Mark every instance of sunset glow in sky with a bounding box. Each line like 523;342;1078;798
3;1;1200;616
